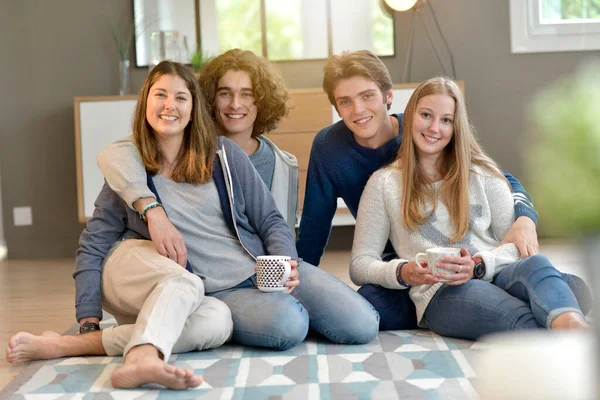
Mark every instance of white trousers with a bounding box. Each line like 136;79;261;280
100;239;233;360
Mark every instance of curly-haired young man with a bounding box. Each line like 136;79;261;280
198;49;298;231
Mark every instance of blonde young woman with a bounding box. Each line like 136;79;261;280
350;77;588;340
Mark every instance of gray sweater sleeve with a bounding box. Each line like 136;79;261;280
96;136;155;210
473;173;519;280
350;170;408;289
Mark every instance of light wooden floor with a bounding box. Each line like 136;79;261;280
0;258;77;391
0;243;587;392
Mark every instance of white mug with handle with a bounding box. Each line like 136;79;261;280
415;247;461;281
255;255;292;292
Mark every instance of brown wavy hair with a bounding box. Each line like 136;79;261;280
323;50;393;111
396;77;508;242
198;49;291;137
132;60;217;184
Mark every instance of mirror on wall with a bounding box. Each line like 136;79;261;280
133;0;197;67
134;0;394;67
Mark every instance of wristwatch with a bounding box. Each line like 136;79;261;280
79;321;101;334
472;257;486;279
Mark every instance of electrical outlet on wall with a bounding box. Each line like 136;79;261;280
13;206;32;226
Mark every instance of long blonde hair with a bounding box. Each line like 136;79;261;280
397;77;507;241
132;60;217;183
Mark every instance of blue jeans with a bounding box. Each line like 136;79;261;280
359;266;590;332
358;285;419;330
422;255;583;340
208;261;379;351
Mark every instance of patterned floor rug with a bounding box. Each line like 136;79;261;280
2;322;481;400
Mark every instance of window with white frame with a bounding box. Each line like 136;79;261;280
510;0;600;53
199;0;395;61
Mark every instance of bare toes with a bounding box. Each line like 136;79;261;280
111;360;202;390
186;374;203;388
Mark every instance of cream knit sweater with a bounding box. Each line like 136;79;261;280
350;164;520;323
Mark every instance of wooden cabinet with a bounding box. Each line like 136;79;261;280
267;89;355;224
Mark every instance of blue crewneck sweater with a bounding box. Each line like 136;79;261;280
297;113;537;266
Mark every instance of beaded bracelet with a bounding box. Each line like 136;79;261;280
396;261;411;288
140;201;163;222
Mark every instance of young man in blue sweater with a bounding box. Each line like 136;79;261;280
296;50;590;329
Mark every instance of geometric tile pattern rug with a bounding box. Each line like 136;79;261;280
1;322;481;400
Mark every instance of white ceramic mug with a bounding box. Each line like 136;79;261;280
415;247;461;280
255;256;292;292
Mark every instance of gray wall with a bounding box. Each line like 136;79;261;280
0;1;149;258
0;165;4;246
0;0;597;259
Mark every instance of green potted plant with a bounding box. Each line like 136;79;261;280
190;50;213;74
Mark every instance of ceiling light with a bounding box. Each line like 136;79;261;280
384;0;418;12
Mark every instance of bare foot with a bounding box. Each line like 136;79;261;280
6;331;63;363
41;331;61;337
551;312;591;330
110;357;203;390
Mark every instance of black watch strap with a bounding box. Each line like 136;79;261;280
79;321;101;334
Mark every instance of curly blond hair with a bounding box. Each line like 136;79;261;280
198;49;291;137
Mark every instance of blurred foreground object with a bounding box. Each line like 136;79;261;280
528;60;600;235
525;59;600;400
476;330;596;400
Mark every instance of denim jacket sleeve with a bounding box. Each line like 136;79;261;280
74;182;128;322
